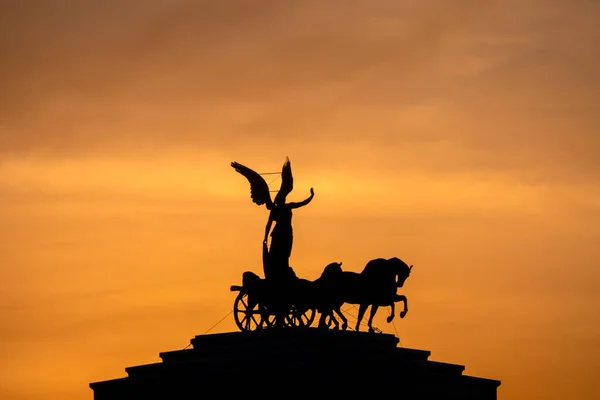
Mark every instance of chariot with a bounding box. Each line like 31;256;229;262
230;244;318;331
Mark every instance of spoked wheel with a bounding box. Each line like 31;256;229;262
233;291;267;331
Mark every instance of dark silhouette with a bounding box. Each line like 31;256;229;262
231;158;314;281
91;329;502;399
230;254;413;333
353;257;412;331
230;157;412;333
230;242;319;330
299;257;413;332
91;166;503;399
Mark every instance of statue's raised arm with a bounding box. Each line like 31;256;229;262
288;188;314;209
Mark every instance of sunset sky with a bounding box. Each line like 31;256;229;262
1;1;599;399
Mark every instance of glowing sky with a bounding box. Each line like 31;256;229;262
1;1;599;399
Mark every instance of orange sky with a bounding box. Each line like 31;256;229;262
1;1;599;399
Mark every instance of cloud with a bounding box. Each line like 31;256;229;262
0;0;497;148
1;0;599;186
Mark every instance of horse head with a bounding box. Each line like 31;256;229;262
324;261;343;273
320;261;343;279
389;257;413;288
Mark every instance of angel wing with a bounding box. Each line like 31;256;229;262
273;157;293;205
231;161;273;209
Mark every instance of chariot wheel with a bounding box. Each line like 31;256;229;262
233;291;267;331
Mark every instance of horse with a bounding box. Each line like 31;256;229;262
356;257;412;331
291;262;346;328
314;257;413;333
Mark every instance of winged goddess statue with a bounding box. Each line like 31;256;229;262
231;157;314;278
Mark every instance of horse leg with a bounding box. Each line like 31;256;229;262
318;312;328;329
368;305;379;333
396;294;408;318
334;307;348;331
356;304;368;331
331;312;340;330
319;309;338;329
327;308;339;330
386;302;395;323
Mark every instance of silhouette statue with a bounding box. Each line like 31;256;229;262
229;157;414;334
231;253;413;332
291;258;413;332
231;158;314;282
357;257;412;329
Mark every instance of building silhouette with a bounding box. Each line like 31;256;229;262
90;328;501;399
